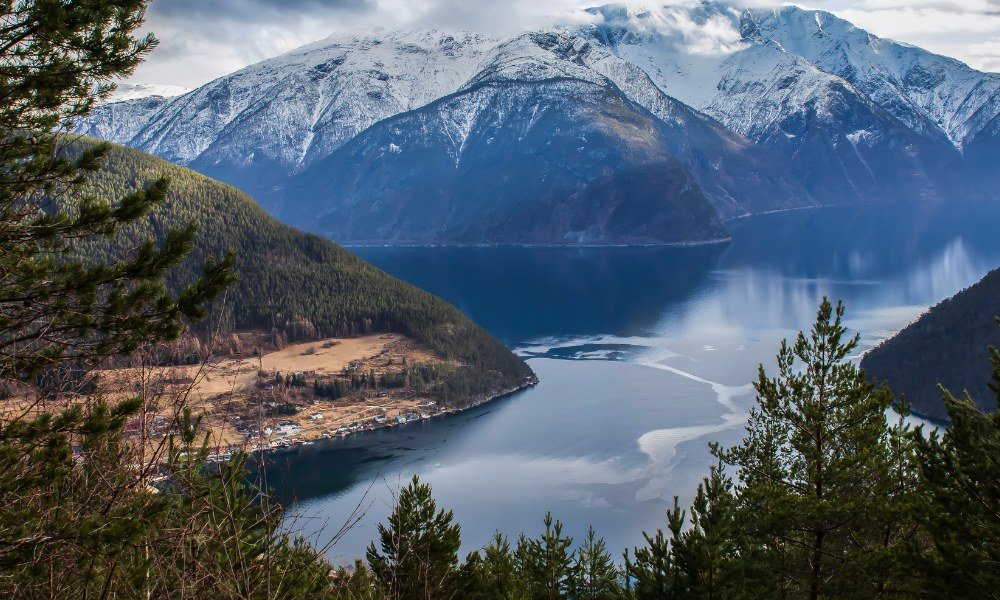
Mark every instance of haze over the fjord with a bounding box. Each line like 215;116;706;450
127;0;1000;94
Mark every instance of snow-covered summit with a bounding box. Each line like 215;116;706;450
579;2;1000;151
741;5;1000;149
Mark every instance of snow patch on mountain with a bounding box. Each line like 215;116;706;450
107;83;190;102
704;41;861;141
580;2;748;108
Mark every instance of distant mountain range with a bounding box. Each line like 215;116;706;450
862;268;1000;421
77;3;1000;245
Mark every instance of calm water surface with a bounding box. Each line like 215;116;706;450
266;202;1000;563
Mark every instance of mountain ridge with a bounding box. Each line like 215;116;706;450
76;2;1000;245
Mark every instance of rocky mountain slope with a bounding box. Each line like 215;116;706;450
76;2;999;244
284;77;726;245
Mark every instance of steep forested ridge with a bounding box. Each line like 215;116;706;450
862;268;1000;420
74;138;534;404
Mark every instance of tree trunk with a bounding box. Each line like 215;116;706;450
810;529;824;600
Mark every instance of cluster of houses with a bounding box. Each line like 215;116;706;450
202;395;446;459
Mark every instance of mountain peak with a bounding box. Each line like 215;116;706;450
583;4;632;23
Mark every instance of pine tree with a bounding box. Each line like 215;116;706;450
861;407;922;598
0;0;234;383
668;465;744;600
517;512;574;600
629;505;684;600
332;560;382;600
461;532;522;600
152;411;335;598
911;321;1000;599
714;299;908;599
567;526;623;600
0;2;343;595
0;2;238;594
625;496;689;600
366;475;462;600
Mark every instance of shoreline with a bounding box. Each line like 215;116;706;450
720;202;851;224
222;374;539;460
53;333;538;464
719;198;986;225
338;238;732;249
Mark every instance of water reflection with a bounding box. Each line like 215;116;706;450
354;244;725;343
270;201;1000;563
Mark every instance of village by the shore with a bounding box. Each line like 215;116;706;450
93;333;535;461
1;333;536;463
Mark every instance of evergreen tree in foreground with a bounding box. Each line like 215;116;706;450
667;465;745;599
461;532;523;600
911;320;1000;599
366;475;463;600
714;298;916;599
0;2;344;597
628;466;749;600
516;513;575;600
0;0;233;382
628;526;680;600
567;526;623;600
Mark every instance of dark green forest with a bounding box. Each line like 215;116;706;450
862;267;1000;420
73;139;534;404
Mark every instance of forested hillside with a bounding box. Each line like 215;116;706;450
862;268;1000;420
74;138;534;404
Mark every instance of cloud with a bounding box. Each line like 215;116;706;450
835;6;1000;36
812;0;1000;71
149;0;373;22
124;0;999;89
130;0;378;86
401;0;595;34
845;0;998;13
951;39;1000;72
616;4;751;56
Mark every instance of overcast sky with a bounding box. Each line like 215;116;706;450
126;0;1000;90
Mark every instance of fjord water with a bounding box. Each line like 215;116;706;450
268;203;1000;563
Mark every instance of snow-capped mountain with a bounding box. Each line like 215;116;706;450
283;76;729;245
75;2;999;245
585;3;995;204
582;3;1000;149
744;7;1000;150
278;30;787;243
80;30;497;195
